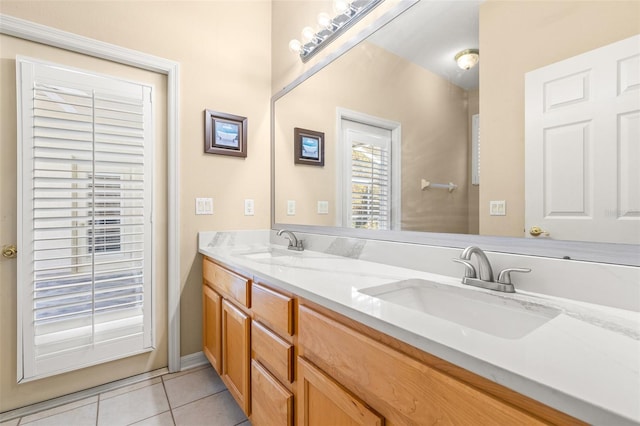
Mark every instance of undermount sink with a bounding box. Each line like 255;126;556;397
232;246;294;260
359;279;560;339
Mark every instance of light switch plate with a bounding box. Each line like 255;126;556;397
489;200;506;216
317;200;329;214
244;199;255;216
287;200;296;216
196;197;213;215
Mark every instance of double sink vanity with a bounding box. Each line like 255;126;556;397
198;230;640;425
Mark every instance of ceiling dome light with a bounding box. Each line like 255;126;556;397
455;49;479;70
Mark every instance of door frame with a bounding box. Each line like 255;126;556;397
0;14;182;373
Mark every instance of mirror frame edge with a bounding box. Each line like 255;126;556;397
270;0;640;268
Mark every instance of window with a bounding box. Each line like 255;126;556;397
339;115;400;230
17;57;154;381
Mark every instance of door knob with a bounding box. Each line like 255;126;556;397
529;226;549;237
2;245;17;259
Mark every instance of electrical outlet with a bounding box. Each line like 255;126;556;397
244;199;255;216
489;200;506;216
287;200;296;216
196;197;213;215
317;200;329;215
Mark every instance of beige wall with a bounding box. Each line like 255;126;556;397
275;41;473;233
479;0;640;237
0;0;271;412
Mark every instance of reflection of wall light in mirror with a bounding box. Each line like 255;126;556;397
333;0;351;15
288;0;383;62
455;49;480;70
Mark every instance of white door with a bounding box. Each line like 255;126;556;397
525;35;640;244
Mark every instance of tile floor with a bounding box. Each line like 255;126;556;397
1;365;251;426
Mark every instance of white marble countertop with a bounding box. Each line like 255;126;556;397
198;232;640;425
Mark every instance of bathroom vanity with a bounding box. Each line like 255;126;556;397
199;231;639;425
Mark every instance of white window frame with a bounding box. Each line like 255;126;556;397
17;56;155;381
335;108;401;230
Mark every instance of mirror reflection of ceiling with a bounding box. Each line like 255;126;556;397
368;0;481;90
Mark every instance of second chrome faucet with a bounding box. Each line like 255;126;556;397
277;229;304;251
453;246;530;293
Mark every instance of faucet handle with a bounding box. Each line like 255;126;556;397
497;268;531;284
452;258;477;278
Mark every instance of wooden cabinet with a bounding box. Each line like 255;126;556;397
202;284;222;373
203;258;253;415
202;256;582;425
222;299;251;415
297;357;384;426
251;359;293;426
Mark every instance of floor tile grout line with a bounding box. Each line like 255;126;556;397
164;387;228;412
95;399;99;426
160;375;177;425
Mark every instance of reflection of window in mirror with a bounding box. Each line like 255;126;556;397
338;113;401;230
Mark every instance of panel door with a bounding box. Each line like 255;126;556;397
222;299;251;415
297;357;384;426
202;285;222;373
525;35;640;243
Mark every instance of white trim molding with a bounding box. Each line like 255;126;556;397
0;14;182;373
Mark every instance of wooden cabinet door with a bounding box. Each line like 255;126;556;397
251;360;293;426
297;357;383;426
202;284;222;374
222;299;251;415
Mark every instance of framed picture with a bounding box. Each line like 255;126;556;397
204;109;247;157
294;127;324;166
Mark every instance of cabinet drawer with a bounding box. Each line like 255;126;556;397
252;321;294;384
251;360;293;426
203;257;250;307
251;282;293;336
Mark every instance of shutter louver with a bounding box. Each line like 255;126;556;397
351;142;390;230
18;58;153;380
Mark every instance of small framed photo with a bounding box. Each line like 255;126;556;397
294;127;324;166
204;109;247;157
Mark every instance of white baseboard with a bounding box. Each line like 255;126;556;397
180;351;208;371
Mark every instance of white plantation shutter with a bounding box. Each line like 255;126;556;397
17;57;154;381
351;142;390;229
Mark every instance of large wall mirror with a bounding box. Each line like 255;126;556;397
272;0;640;266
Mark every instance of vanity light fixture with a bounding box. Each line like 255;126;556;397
455;48;480;70
288;0;383;63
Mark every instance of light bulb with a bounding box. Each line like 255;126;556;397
317;12;332;28
289;39;302;53
301;26;315;43
333;0;350;14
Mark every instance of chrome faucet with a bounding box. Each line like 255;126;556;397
453;246;530;293
277;229;304;251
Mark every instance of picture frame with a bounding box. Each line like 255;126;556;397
204;109;247;157
294;127;324;166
